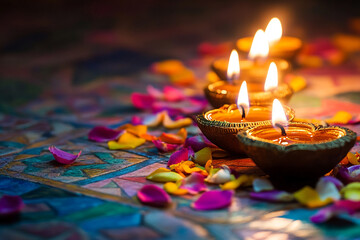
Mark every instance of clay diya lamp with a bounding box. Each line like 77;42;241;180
205;55;293;108
237;18;302;61
198;82;295;155
237;99;357;179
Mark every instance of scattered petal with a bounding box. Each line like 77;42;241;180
159;128;187;144
317;176;344;191
221;174;255;190
118;124;147;137
163;86;185;102
147;85;164;99
153;140;179;153
341;182;360;201
163;113;192;129
163;182;188;195
49;146;81;164
169;69;196;86
108;132;146;149
316;177;341;201
131;116;143;125
193;147;212;166
184;135;216;152
311;200;360;223
137;185;171;207
131;93;155;110
88;126;123;142
146;170;183;183
167;148;189;166
192;190;233;210
337;165;360;183
205;165;231;184
0;195;24;215
326;111;353;125
180;172;207;194
250;190;294;202
150;60;185;75
253;178;274;192
143;111;165;127
293;186;333;208
347;152;360;165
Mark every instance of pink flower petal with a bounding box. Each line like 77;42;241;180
311;200;360;223
184;134;217;152
131;93;155;110
152;140;179;153
147;85;164;99
49;146;81;164
167;148;189;166
131;116;143;125
163;86;185;102
250;190;294;202
192;190;233;210
180;172;207;195
0;195;24;215
88;126;123;142
137;185;171;207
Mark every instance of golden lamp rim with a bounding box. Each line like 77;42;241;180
236;36;303;50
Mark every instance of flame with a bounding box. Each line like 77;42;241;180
249;29;269;60
264;62;278;91
265;17;282;45
227;49;240;83
272;99;288;127
237;81;250;115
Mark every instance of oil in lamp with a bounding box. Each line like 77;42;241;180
237;17;303;61
237;99;357;179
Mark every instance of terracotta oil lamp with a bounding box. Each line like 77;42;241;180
212;30;290;82
198;83;295;155
237;99;357;179
205;51;293;108
237;18;302;61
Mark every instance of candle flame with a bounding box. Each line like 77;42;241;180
265;17;282;45
264;62;278;91
237;81;250;116
249;29;269;60
272;99;288;128
227;49;240;83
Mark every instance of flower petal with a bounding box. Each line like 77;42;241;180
152;140;179;153
169;69;196;86
221;174;255;190
205;165;231;184
88;126;123;142
108;132;146;149
192;190;233;210
163;113;192;129
252;178;274;192
147;85;164;99
118;124;147;137
49;146;81;164
316;177;341;201
163;182;188;195
159;128;187;144
143;111;166;127
250;190;294;202
150;60;185;75
341;182;360;201
0;195;24;215
293;186;333;208
326;111;353;125
146;171;183;183
137;185;171;207
131;116;143;125
131;93;155;110
347;152;360;165
311;200;360;223
337;165;360;183
185;134;217;152
167;148;189;166
318;176;344;191
193;147;212;166
163;86;185;102
180;172;207;194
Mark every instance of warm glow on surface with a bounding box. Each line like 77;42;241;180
237;81;250;114
265;17;282;45
264;62;278;91
249;30;269;60
272;99;288;127
227;49;240;83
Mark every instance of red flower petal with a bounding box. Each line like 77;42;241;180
131;93;155;110
88;126;123;142
192;190;233;210
137;185;171;207
49;146;81;164
0;195;24;215
152;140;179;153
167;148;189;166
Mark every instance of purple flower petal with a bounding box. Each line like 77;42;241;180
167;148;189;166
337;165;360;184
184;134;217;152
137;185;171;207
153;140;179;153
0;195;24;215
311;200;360;223
180;172;207;194
250;190;294;202
319;176;344;191
192;190;233;210
49;146;81;164
131;93;155;110
131;116;143;125
88;126;123;142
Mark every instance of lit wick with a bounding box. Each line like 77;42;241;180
237;81;249;119
272;99;288;136
227;49;240;85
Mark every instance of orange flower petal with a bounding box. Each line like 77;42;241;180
151;60;186;75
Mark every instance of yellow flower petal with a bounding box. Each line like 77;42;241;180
194;147;212;166
163;113;192;129
288;75;307;92
326;111;353;125
169;69;196;86
146;171;183;183
147;168;170;177
293;186;333;208
108;132;146;150
341;182;360;201
347;152;360;165
164;182;188;195
120;124;147;137
205;159;212;173
221;175;255;190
